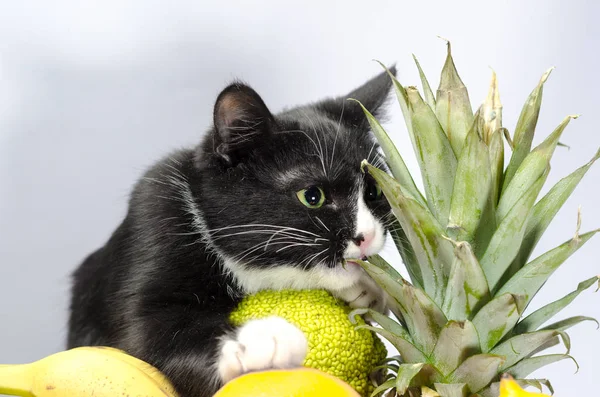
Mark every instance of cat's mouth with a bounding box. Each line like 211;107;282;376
341;257;367;269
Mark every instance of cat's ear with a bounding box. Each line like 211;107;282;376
316;66;396;128
212;82;275;165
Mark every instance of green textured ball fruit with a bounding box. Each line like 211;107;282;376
229;289;387;397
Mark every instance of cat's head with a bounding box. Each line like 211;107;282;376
197;68;396;293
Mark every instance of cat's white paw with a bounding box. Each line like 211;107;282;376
217;316;308;383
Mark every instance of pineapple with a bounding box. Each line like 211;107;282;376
350;42;599;397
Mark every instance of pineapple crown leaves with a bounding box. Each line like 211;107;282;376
353;42;599;397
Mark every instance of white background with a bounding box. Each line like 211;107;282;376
0;1;598;395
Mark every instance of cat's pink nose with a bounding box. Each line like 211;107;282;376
352;230;375;256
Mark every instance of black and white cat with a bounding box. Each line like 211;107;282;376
67;67;396;397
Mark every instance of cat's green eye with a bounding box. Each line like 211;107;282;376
365;179;382;201
296;186;326;208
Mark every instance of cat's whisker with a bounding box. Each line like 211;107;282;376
168;156;182;166
310;251;328;270
275;242;321;253
373;154;388;169
307;215;326;234
168;230;206;236
383;217;397;225
221;230;314;241
318;118;330;172
231;240;291;263
314;216;330;232
382;216;397;225
262;236;317;251
329;102;345;174
382;219;400;229
142;177;170;186
298;109;327;177
203;223;320;238
227;234;325;259
300;248;329;271
331;249;339;271
211;230;315;242
297;128;327;177
263;227;320;247
232;239;323;263
164;163;188;181
366;141;378;166
156;195;181;203
297;251;315;270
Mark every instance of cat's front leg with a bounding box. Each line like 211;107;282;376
126;308;308;397
217;316;308;382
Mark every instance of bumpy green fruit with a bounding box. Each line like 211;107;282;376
229;289;387;397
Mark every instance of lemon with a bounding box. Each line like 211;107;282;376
213;367;360;397
230;289;387;396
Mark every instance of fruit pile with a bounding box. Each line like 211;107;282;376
230;289;387;396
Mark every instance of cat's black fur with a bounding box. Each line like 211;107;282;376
67;67;396;397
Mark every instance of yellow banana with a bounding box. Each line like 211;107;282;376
0;346;179;397
499;374;551;397
76;346;179;396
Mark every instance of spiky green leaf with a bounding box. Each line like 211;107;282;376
496;230;598;309
540;316;599;333
423;387;441;397
518;379;554;395
370;378;396;397
413;54;436;109
449;354;505;393
349;308;409;339
513;148;600;267
434;383;468;397
357;257;447;354
531;337;562;359
482;70;503;144
390;220;423;289
472;293;525;352
431;321;480;376
442;241;490;321
354;253;407;323
371;363;399;373
435;41;474;156
477;384;496;397
505;354;578;379
352;99;426;207
356;324;428;364
363;164;454;305
447;110;495;248
375;61;418;159
488;128;505;208
407;86;458;225
503;68;553;189
515;276;599;333
396;363;427;395
379;355;402;365
480;172;547;291
498;115;576;224
490;330;565;370
371;362;400;373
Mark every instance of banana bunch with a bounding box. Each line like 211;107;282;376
0;346;179;397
